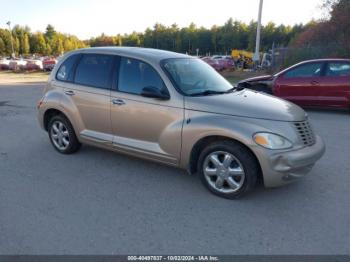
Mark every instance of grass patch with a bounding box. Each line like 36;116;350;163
221;70;268;85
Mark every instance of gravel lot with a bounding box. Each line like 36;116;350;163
0;83;349;255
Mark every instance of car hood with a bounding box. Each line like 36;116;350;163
240;75;274;83
184;89;307;122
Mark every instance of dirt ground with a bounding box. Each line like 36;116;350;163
0;71;50;84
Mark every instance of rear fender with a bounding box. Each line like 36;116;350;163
41;89;84;135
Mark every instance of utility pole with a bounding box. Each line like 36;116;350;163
6;21;15;58
253;0;263;68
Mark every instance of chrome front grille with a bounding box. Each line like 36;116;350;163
294;120;316;146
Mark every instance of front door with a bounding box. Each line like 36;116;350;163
110;57;184;165
275;62;325;107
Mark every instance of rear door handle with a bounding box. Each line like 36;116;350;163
64;90;75;96
112;99;126;106
311;81;319;86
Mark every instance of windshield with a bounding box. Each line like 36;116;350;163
162;58;234;96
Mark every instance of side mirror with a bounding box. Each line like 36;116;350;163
141;86;170;100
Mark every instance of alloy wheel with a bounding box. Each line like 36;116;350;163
50;121;70;151
203;151;246;193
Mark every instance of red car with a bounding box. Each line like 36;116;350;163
201;56;223;71
202;56;235;71
239;59;350;109
43;58;57;71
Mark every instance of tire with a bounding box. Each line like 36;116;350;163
197;140;259;199
48;114;81;154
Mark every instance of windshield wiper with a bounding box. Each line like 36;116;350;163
226;85;246;94
225;87;237;93
189;90;227;97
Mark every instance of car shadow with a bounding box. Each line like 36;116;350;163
75;145;303;202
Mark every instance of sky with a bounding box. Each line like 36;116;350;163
0;0;323;39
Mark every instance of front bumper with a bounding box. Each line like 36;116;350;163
255;135;326;188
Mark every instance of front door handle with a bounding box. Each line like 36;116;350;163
64;90;75;96
112;99;126;106
311;81;319;86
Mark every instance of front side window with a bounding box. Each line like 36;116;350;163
284;63;323;78
56;54;80;82
74;54;114;89
118;57;165;95
162;58;233;96
326;62;350;77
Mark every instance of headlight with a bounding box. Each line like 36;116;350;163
253;132;292;150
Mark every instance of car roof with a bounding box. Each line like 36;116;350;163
70;47;190;63
276;58;350;76
300;58;350;63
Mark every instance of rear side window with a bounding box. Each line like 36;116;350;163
74;54;114;89
118;57;165;95
326;62;350;77
56;54;79;82
284;63;323;78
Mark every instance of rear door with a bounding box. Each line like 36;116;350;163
59;53;114;143
274;62;325;107
318;61;350;108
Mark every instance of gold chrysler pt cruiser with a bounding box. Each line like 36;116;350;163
38;47;325;199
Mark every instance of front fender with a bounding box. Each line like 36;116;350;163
180;110;270;169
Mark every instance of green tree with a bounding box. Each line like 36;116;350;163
31;32;47;54
122;32;141;47
21;34;30;54
14;37;20;55
45;24;56;40
0;29;13;55
63;38;74;51
52;36;64;55
46;43;52;56
0;37;6;55
247;21;257;51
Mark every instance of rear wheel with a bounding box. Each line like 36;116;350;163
48;115;81;154
198;140;259;199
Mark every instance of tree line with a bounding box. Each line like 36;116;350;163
0;20;306;57
0;24;86;57
268;0;350;66
88;20;306;55
0;0;348;59
291;0;350;56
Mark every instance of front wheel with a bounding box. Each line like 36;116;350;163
197;140;259;199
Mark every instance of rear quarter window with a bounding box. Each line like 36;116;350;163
56;54;80;82
326;62;350;77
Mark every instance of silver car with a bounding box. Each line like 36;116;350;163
37;47;325;199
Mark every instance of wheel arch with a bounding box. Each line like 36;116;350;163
43;108;75;132
188;135;263;182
